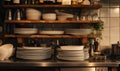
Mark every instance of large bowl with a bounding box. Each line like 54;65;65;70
26;8;41;20
42;13;56;20
26;8;41;15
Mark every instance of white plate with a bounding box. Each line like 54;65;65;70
57;56;85;61
17;47;51;50
16;51;51;56
39;30;64;35
60;45;84;50
58;53;84;57
58;50;84;54
16;55;51;60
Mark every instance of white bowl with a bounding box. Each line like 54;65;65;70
26;8;41;14
26;8;41;20
42;13;56;20
0;44;13;61
57;15;74;20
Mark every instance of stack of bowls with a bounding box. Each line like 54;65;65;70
26;8;41;20
42;13;56;20
57;12;74;20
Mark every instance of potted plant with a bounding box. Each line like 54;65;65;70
90;20;104;39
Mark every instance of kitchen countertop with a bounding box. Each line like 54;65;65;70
0;58;119;68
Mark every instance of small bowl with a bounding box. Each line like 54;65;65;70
42;13;56;20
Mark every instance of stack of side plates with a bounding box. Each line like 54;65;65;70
65;29;92;35
39;30;64;35
57;46;85;61
16;47;52;60
14;28;38;35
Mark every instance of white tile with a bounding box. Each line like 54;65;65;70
109;18;119;27
100;18;109;27
101;35;110;46
110;7;119;17
100;0;109;7
109;0;120;7
102;28;109;35
110;27;119;35
110;35;119;44
100;8;109;17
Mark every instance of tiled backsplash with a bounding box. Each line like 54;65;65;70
99;0;120;48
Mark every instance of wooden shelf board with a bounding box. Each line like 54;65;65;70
4;20;100;24
4;34;96;38
3;4;102;9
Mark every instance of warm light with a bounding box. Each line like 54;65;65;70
113;8;119;13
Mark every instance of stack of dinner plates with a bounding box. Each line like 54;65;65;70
14;28;38;35
57;46;85;61
16;47;52;60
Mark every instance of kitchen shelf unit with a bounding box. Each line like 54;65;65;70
3;4;102;45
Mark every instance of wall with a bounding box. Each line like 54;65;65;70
99;0;120;49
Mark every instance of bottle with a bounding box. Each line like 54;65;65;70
4;0;12;5
13;0;20;4
5;9;12;20
54;40;60;60
94;39;99;52
56;0;62;4
89;39;94;57
14;9;23;20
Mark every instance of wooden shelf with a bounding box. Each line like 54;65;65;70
3;4;102;9
4;34;96;38
4;20;100;24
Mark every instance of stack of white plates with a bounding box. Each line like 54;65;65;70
57;46;86;61
14;28;38;34
16;47;52;60
65;29;92;35
39;30;64;35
